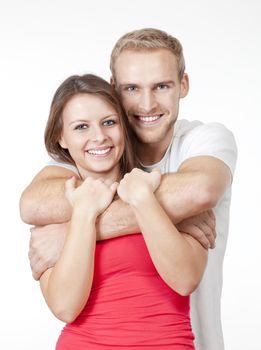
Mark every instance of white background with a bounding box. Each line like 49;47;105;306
1;0;260;349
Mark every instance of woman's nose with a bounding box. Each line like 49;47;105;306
91;126;107;143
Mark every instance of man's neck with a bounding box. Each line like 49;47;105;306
137;137;172;166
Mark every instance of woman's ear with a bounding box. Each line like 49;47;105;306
59;135;67;149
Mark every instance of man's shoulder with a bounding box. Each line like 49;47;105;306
47;158;79;175
174;119;232;139
170;119;237;174
174;119;203;138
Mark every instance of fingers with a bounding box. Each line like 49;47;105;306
177;223;211;249
204;210;217;245
28;249;52;280
29;257;41;280
206;209;216;227
150;168;161;191
103;178;112;186
151;167;161;174
194;214;216;249
28;249;42;280
28;228;50;280
95;178;118;194
200;221;216;248
28;246;42;280
152;168;161;182
110;182;119;194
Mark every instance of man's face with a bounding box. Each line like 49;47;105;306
113;49;189;147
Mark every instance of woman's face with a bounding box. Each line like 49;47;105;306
59;93;125;181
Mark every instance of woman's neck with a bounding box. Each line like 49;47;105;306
77;165;121;183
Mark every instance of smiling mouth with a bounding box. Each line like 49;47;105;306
87;147;113;157
134;114;163;124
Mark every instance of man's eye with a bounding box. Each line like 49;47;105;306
103;119;116;126
75;124;88;130
126;86;137;92
157;84;168;90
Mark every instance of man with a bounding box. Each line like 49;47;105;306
20;28;237;350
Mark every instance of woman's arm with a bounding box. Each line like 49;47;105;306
39;177;117;323
117;168;208;296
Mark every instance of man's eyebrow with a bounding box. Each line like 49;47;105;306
117;81;176;89
153;80;175;87
117;83;138;89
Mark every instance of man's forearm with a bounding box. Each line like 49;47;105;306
20;166;82;226
20;178;72;225
155;172;213;224
155;156;231;224
28;158;226;279
97;171;217;240
96;198;139;240
97;156;231;241
22;156;231;238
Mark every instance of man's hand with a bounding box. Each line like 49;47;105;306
29;223;68;280
176;210;216;249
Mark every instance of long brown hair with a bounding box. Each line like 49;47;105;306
45;74;137;177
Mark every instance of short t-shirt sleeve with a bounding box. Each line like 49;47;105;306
47;158;79;175
179;122;237;176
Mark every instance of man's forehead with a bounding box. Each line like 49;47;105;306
114;48;178;81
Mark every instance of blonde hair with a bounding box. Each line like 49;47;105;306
110;28;185;81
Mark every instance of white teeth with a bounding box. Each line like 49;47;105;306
88;147;111;155
138;115;161;122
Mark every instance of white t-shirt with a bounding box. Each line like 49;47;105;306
48;119;237;350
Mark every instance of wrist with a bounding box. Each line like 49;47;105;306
129;190;156;209
72;205;98;223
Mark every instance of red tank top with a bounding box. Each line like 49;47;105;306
56;234;194;349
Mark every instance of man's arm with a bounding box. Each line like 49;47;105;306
19;165;139;237
25;155;227;279
156;155;232;222
29;208;215;281
20;166;80;225
97;155;230;239
20;155;230;233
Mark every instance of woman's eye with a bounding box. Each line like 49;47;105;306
75;123;88;130
103;119;116;127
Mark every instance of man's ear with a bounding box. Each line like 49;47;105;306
59;135;67;149
180;73;189;98
110;76;116;88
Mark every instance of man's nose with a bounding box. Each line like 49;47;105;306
138;90;157;113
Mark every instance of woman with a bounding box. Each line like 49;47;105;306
40;74;207;349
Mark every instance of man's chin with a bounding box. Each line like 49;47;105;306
134;132;163;145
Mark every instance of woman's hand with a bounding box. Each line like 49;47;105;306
65;176;118;217
117;168;161;206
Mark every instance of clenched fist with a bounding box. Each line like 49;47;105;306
117;168;161;206
65;176;118;217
